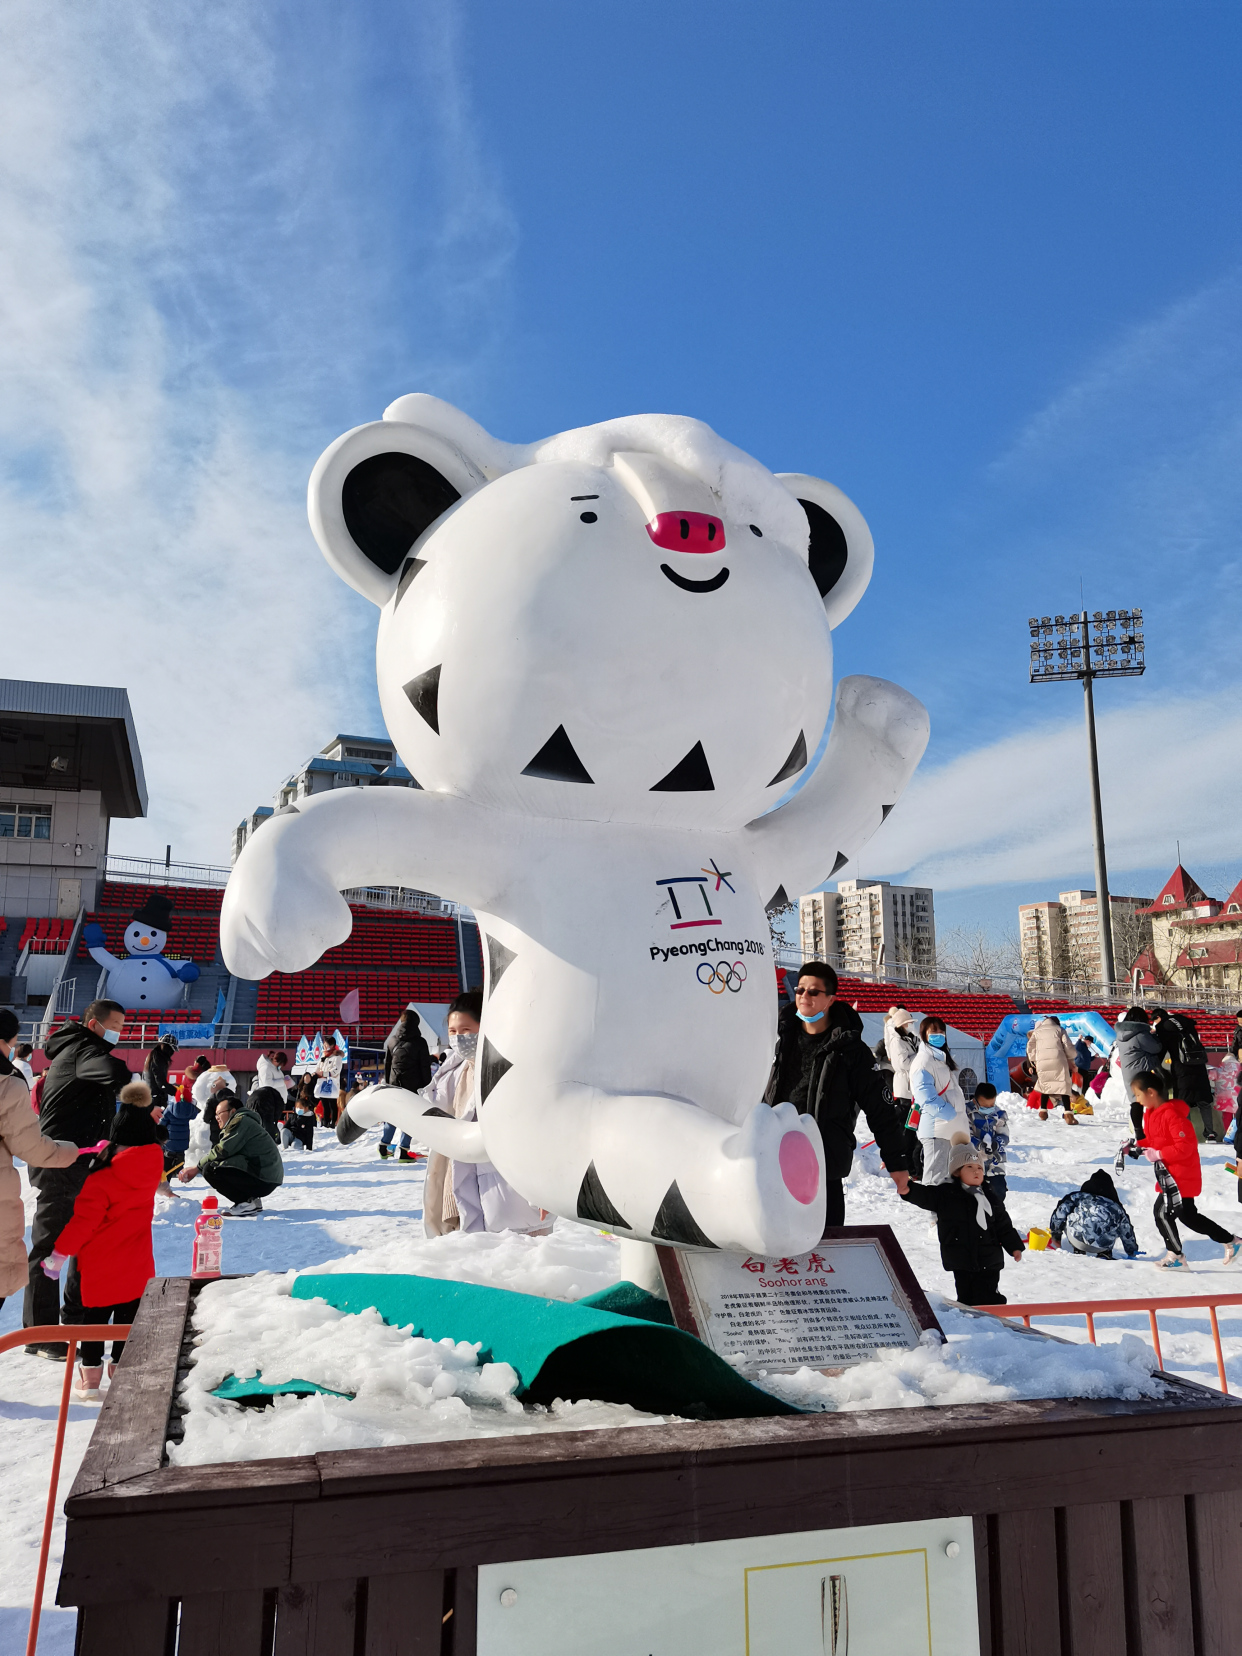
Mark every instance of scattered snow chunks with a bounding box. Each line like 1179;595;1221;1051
752;1300;1168;1413
168;1270;657;1466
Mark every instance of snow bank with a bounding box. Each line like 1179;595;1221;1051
170;1270;1168;1467
306;1216;624;1300
753;1300;1168;1413
168;1272;660;1466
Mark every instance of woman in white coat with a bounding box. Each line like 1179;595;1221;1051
910;1016;970;1186
884;1006;922;1176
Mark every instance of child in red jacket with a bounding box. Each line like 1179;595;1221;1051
1131;1071;1241;1271
43;1080;165;1398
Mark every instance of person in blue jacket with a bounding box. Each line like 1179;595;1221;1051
160;1075;198;1174
1048;1170;1139;1258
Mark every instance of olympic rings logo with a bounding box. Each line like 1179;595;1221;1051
697;961;747;994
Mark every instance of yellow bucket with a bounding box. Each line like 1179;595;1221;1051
1027;1226;1051;1251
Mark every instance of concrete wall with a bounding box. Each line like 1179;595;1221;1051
0;786;107;918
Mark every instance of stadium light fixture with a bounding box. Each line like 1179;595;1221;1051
1028;608;1145;993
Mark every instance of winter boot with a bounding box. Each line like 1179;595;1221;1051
75;1365;104;1401
1038;1108;1048;1120
1156;1252;1190;1270
1223;1240;1242;1266
378;1144;390;1158
398;1149;421;1162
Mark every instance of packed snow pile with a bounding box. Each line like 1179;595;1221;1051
753;1301;1168;1413
169;1262;1168;1466
168;1271;662;1466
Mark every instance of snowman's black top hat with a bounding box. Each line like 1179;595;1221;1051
131;894;173;933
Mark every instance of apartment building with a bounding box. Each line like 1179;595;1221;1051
232;734;417;862
1018;889;1153;986
800;880;936;976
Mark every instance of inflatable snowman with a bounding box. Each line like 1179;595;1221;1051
222;396;929;1256
84;893;200;1011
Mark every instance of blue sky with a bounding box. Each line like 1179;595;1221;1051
3;1;1241;936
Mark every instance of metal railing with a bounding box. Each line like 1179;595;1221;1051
0;1322;133;1656
774;945;1241;1019
105;853;230;889
980;1293;1242;1395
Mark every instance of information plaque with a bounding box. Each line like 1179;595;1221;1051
477;1513;979;1656
656;1224;941;1376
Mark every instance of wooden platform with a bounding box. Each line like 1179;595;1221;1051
57;1277;1242;1655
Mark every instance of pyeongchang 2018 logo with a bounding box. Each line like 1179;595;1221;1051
656;859;734;930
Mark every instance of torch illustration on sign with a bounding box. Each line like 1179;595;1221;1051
821;1575;847;1656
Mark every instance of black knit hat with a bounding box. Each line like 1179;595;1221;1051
131;894;173;932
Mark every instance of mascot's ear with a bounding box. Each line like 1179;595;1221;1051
308;420;488;605
775;474;875;629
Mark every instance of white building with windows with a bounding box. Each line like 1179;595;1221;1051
799;879;936;977
0;679;146;919
232;734;418;863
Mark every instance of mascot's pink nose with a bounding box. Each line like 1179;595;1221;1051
778;1132;820;1205
645;511;726;553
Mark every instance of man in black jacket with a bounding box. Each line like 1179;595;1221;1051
764;964;908;1227
23;1000;128;1354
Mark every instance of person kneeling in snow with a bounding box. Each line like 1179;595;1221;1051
178;1092;283;1216
1048;1171;1139;1258
1126;1071;1241;1271
900;1142;1025;1306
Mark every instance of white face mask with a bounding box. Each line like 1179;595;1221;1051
101;1027;121;1045
449;1031;479;1059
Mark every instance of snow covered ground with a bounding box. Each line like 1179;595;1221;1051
4;1090;1242;1649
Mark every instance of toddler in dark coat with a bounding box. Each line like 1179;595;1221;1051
901;1142;1025;1305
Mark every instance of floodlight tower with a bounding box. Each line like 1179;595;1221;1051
1028;608;1145;995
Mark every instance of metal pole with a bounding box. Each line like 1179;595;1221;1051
1080;613;1116;995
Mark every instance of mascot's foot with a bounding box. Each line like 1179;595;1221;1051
486;1087;827;1257
343;1083;489;1163
597;1099;825;1255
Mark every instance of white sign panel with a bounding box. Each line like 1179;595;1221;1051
477;1514;978;1656
670;1234;935;1375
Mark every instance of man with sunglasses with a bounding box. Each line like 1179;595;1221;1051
764;961;909;1227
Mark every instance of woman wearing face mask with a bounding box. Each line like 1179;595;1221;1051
421;991;484;1237
910;1016;969;1187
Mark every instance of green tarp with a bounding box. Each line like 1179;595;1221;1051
258;1271;799;1419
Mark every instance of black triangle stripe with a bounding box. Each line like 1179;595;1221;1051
764;884;790;914
651;741;714;792
881;802;895;821
522;725;594;784
830;851;849;876
767;730;808;787
650;1180;718;1248
403;664;442;734
478;1036;512;1105
576;1162;631;1229
485;935;516;997
395;556;427;608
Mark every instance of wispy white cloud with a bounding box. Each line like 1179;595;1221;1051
862;691;1242;892
0;2;515;862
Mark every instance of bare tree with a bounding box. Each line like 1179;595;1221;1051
936;926;1022;993
765;895;798;959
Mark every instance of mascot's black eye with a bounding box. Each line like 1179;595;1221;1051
750;524;762;537
580;512;598;523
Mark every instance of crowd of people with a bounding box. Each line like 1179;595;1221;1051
2;970;1242;1394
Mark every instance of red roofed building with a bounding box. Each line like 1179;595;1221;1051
1141;866;1242;997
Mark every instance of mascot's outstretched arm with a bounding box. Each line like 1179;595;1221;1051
220;786;502;981
744;674;929;905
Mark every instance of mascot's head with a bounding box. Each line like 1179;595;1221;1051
309;395;873;832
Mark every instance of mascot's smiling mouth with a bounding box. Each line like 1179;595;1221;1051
660;563;730;593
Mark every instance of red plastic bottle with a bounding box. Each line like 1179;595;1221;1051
191;1195;223;1279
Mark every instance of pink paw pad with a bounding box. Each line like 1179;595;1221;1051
778;1132;819;1205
